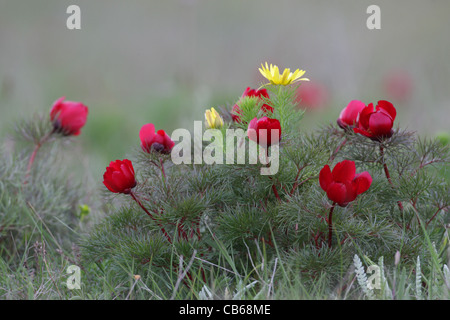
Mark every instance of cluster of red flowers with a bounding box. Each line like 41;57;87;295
229;87;281;148
103;123;175;194
46;91;399;212
100;92;401;209
44;88;400;248
337;99;397;140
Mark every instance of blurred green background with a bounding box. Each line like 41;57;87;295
1;0;449;179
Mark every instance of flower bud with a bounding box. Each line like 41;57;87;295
353;100;397;140
50;96;88;136
232;87;273;123
103;159;137;194
205;107;224;129
140;123;175;154
247;116;281;148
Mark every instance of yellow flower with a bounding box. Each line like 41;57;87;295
258;62;309;86
205;107;224;129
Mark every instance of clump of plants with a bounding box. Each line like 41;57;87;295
79;62;449;299
0;97;91;262
2;63;447;300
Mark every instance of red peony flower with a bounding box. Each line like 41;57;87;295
232;87;273;123
50;96;88;136
247;116;281;147
140;123;175;154
337;100;365;129
319;160;372;207
103;159;137;194
353;100;397;140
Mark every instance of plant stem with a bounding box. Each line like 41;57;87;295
426;206;448;228
271;184;281;201
328;203;336;248
379;145;404;212
24;129;54;184
130;191;172;244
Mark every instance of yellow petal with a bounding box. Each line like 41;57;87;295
280;68;291;85
205;110;213;128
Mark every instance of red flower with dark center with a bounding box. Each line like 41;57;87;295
319;160;372;207
353;100;397;140
103;159;137;194
247;116;281;147
50;97;88;136
232;87;273;123
337;100;365;129
140;123;175;154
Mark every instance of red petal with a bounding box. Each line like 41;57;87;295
49;97;66;121
139;123;156;142
103;170;121;193
357;104;375;130
57;103;88;134
353;127;374;138
242;87;252;97
122;159;134;175
120;163;135;184
257;88;269;98
259;117;281;146
377;100;396;121
140;123;156;152
247;117;258;143
319;165;332;191
326;182;348;205
369;112;393;137
231;104;242;122
331;160;356;183
339;100;365;127
110;171;129;192
261;104;274;114
162;133;175;151
103;179;119;193
343;180;357;204
353;171;372;195
108;160;121;171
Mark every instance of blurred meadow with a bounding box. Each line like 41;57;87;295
1;0;449;180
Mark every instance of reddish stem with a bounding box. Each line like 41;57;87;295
24;130;54;182
271;184;281;201
27;144;41;173
426;206;448;228
379;145;404;212
130;191;172;244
